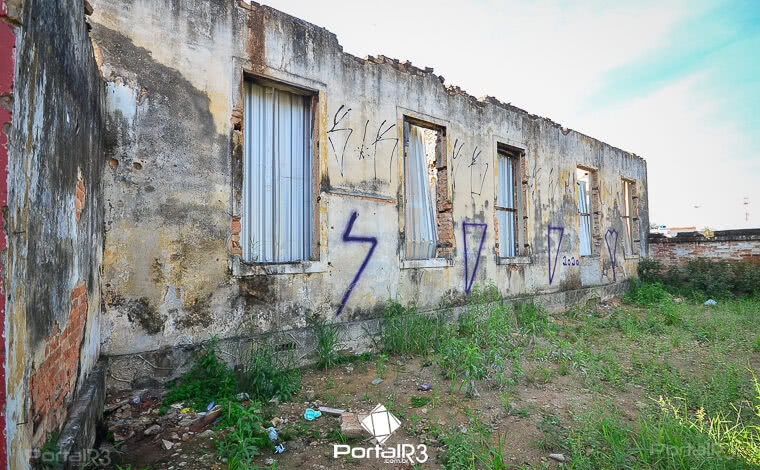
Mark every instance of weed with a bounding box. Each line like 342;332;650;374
327;426;348;444
754;336;760;353
216;401;270;470
313;318;342;370
538;365;553;384
163;338;237;410
537;414;566;452
410;396;431;408
381;300;442;357
638;257;664;283
566;407;632;469
38;433;62;468
241;342;301;402
375;353;388;378
514;302;549;335
477;433;508;470
624;279;670;307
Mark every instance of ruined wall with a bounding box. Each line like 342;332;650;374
650;229;760;268
4;0;105;466
89;1;648;366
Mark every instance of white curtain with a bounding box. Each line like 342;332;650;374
577;180;592;256
497;156;516;257
404;123;438;259
243;82;312;263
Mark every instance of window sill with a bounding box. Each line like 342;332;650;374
232;256;327;276
497;256;532;265
400;258;453;270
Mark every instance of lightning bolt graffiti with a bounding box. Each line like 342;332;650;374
336;211;378;316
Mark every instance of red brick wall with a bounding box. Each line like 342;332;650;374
29;281;88;437
650;235;760;269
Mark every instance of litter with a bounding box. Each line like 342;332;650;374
267;426;286;454
371;378;384;385
318;406;345;416
303;408;321;421
418;383;433;392
207;401;215;411
704;299;717;305
179;407;192;414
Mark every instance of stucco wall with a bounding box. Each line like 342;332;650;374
4;0;105;466
89;0;648;362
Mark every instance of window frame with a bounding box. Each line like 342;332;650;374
494;139;531;266
397;111;454;269
576;166;599;257
230;71;326;276
622;178;640;258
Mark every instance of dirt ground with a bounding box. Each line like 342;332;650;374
98;295;760;469
102;353;644;469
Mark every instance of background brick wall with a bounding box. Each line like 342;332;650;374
649;229;760;268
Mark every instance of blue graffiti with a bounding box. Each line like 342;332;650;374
463;222;487;294
548;225;564;285
605;228;618;281
336;211;378;316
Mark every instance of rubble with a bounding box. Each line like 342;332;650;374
339;412;364;439
144;424;161;436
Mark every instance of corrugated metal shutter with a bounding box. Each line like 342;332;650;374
497;155;516;257
577;180;592;256
242;81;312;263
404;122;438;259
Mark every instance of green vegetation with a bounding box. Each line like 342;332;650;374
636;257;760;300
160;338;301;469
152;257;760;470
216;401;271;470
313;317;342;370
163;338;301;410
162;339;237;410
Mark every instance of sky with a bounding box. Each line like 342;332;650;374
264;0;760;230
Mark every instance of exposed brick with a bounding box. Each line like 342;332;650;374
29;281;88;438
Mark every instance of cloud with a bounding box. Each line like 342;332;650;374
265;0;759;229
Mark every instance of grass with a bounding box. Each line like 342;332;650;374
216;401;271;470
136;265;759;470
313;317;342;370
157;337;301;467
381;277;760;469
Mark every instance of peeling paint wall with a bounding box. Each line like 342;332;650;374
89;1;648;365
4;0;105;466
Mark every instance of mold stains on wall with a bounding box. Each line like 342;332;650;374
113;296;163;335
6;0;105;461
240;275;274;306
177;293;213;329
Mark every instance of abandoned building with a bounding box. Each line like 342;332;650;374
0;0;649;466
